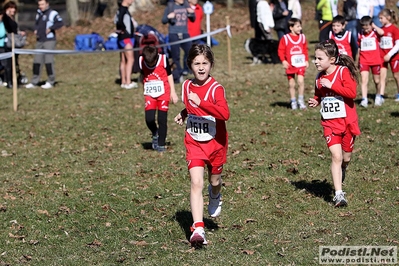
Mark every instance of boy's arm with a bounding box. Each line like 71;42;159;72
168;74;178;104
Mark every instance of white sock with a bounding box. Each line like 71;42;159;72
298;95;304;101
335;190;343;196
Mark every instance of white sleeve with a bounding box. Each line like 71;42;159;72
388;39;399;57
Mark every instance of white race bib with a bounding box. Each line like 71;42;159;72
144;80;165;98
291;54;306;67
186;114;216;142
320;96;347;119
380;36;393;49
361;38;377;51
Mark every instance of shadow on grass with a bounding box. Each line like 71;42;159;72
173;210;219;241
270;101;290;109
291;179;334;202
141;141;171;150
391;112;399;117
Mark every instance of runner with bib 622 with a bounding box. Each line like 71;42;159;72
308;39;360;207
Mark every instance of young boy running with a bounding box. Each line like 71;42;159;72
358;16;384;107
278;17;309;110
329;15;356;59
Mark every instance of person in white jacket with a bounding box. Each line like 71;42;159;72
257;0;274;40
288;0;301;19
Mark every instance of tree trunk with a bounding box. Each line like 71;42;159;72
66;0;79;26
227;0;233;10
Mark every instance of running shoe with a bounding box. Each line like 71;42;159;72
375;95;384;106
152;134;158;150
291;100;298;110
333;192;347;207
359;98;368;108
190;227;208;247
298;99;307;110
208;184;222;217
395;94;399;102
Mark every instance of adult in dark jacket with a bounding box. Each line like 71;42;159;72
25;0;64;89
271;0;289;40
2;1;26;88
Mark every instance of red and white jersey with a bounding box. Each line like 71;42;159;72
329;31;353;58
278;33;308;73
139;54;170;101
379;23;399;61
181;77;229;165
314;65;360;136
358;30;382;66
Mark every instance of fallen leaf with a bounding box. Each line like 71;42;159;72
87;239;102;247
37;210;50;216
242;249;255;255
131;240;148;246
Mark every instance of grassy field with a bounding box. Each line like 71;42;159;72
1;2;399;265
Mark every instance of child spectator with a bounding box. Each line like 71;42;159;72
139;45;178;152
329;15;356;59
174;44;230;247
378;8;399;104
162;0;195;81
358;16;384;108
278;18;309;110
309;39;360;207
187;0;203;41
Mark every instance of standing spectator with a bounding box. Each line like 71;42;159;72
25;0;64;90
271;0;289;40
0;10;7;85
257;0;274;40
162;0;195;81
2;1;25;89
249;0;263;39
288;0;301;20
373;0;385;27
343;0;358;54
278;18;309;110
316;0;333;42
357;1;373;21
114;0;138;89
187;0;203;41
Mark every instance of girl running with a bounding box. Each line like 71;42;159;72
308;39;360;207
174;44;230;247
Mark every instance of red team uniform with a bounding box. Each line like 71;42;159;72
358;30;382;74
182;77;229;173
314;66;361;151
139;54;171;111
278;33;309;78
329;31;353;58
379;23;399;71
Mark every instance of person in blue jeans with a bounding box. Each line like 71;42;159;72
162;0;195;83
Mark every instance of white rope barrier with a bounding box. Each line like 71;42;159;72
11;26;231;56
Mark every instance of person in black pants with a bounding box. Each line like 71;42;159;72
2;1;25;88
